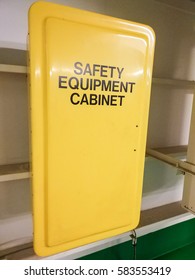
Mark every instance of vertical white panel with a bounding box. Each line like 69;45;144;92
182;94;195;214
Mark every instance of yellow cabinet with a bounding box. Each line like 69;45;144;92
28;1;155;256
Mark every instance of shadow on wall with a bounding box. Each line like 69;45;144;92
0;180;31;220
147;85;193;148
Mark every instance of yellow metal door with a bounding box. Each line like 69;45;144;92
28;1;155;256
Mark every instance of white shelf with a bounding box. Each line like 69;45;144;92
0;163;30;182
150;145;187;157
153;77;195;88
0;64;27;74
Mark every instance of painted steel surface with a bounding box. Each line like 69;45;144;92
28;1;155;256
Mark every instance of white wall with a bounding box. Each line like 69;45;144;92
0;0;195;244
